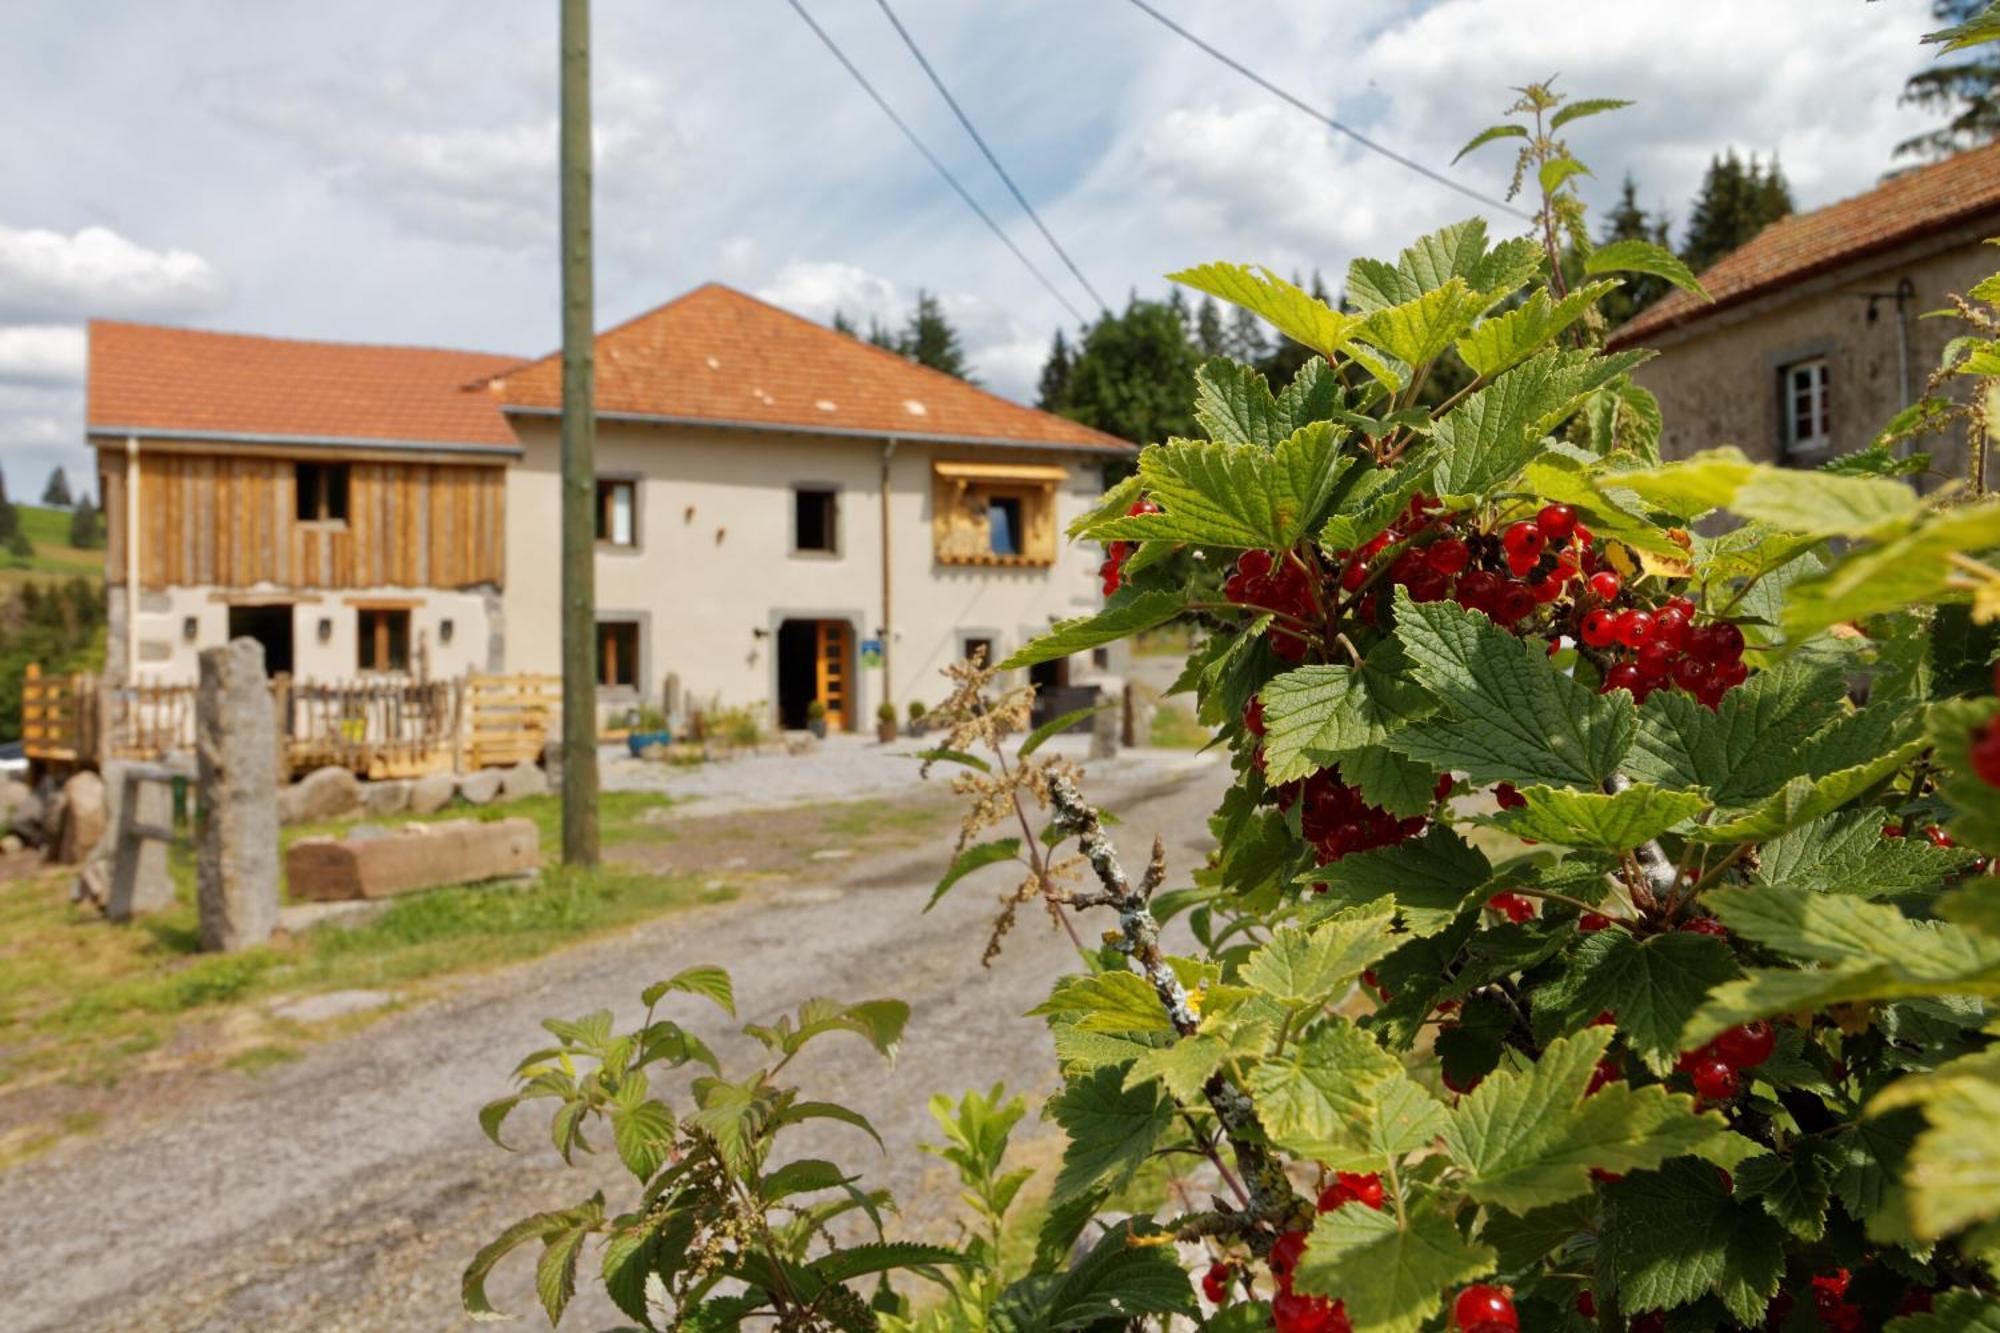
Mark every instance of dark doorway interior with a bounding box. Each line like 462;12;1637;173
227;604;294;676
776;619;817;730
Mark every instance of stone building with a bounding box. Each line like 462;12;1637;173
1607;146;2000;486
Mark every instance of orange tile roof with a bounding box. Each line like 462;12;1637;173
487;283;1132;453
87;320;520;450
1609;146;2000;348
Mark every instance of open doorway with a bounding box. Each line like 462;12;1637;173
775;618;852;730
227;604;294;676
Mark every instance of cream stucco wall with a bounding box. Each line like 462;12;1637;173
1629;221;1996;485
126;584;498;685
502;418;1115;726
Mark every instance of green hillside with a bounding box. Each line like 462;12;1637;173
2;505;105;589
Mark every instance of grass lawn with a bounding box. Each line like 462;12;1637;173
0;504;104;590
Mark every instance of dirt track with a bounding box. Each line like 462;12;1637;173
0;756;1226;1332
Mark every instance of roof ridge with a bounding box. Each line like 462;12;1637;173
88;317;520;364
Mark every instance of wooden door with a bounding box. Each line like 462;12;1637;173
814;620;851;731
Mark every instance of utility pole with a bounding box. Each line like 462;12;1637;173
558;0;599;866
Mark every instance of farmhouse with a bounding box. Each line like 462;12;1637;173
85;284;1131;731
1609;145;2000;485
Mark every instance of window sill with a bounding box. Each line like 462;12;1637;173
790;548;843;560
297;519;350;533
596;541;643;554
935;552;1053;569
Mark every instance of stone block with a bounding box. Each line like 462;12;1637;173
285;817;539;902
408;771;456;815
361;779;411;818
52;770;107;864
107;768;175;922
196;638;280;952
456;770;503;806
279;765;363;826
500;762;549;800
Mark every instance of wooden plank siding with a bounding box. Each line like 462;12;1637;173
102;453;505;591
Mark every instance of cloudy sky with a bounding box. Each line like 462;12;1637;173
0;0;1948;498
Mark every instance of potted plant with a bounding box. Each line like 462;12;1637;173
875;700;899;744
805;698;827;739
624;705;673;758
905;699;928;737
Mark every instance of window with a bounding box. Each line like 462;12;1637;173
961;635;995;666
296;462;350;524
597;619;640;690
596;479;636;547
794;486;839;554
987;497;1023;557
1781;358;1830;462
356;608;409;673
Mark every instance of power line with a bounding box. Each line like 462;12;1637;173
869;0;1110;316
1123;0;1533;223
782;0;1092;326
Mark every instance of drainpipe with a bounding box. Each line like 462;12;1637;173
879;438;897;709
1893;276;1915;416
125;434;140;682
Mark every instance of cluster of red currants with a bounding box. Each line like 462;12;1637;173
1246;701;1441;866
1579;587;1747;707
1448;1285;1520;1333
1675;1017;1775;1105
1245;1173;1387;1330
1225;548;1319;661
1968;663;2000;787
1375;499;1586;624
1097;497;1161;596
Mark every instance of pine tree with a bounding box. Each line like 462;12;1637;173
898;290;974;381
0;463;16;545
1682;150;1794;273
1037;330;1075;411
1225;306;1269;366
865;316;899;352
68;497;104;549
1194;296;1227;359
831;310;859;337
1898;0;2000;161
41;467;71;508
1598;174;1675;325
1056;297;1201;448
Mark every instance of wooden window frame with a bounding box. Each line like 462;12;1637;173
792;484;841;557
596;477;639;549
295;461;351;528
931;462;1063;568
597;618;643;693
355;605;410;675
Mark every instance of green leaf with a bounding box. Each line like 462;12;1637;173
1121;1033;1229;1101
1868;1048;2000;1240
1245;1019;1403;1154
762;1157;855;1201
464;1209;576;1321
1787;501;2000;640
1559;929;1741;1065
1293;1200;1496;1333
1086;425;1355;549
1585;238;1710;301
999;590;1187;670
1169;262;1369;360
612;1098;676;1180
1340;744;1440;819
536;1222;591;1326
1388;592;1635;788
478;1095;521;1150
913;746;989;774
1347;219;1541;313
602;1225;677;1329
641;964;736;1016
690;1079;769;1174
1484;782;1705;852
1026;1220;1198;1329
1319;456;1437;552
1538;156;1590;197
1753;812;1976;898
1193;356;1287;446
1257;640;1434;785
1047;1066;1174;1205
1020;705;1108;758
1690;735;1928;844
1452;122;1528;161
1887;1290;2000;1332
1624;662;1849;805
809;1241;971;1286
1550;97;1633;130
1240;902;1399;1006
1603;1159;1785;1324
927;838;1022;911
1442;1028;1734;1213
1734;1143;1837;1242
1431;347;1651;498
1306;823;1490;935
1032;970;1177;1034
769;1099;885;1152
1455;282;1619;380
1356;276;1490;369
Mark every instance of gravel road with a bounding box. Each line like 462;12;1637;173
0;754;1228;1333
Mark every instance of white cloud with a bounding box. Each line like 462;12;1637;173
0;224;226;322
757;260;902;328
0;325;85;382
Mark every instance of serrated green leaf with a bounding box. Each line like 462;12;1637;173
536;1223;591;1326
1586;238;1710;301
769;1099;885;1151
809;1241;970;1286
1442;1028;1733;1212
1624;662;1849;805
1086;425;1356;549
1550;97;1633;130
1887;1290;2000;1331
1734;1144;1836;1242
1246;1019;1402;1154
1319;456;1437;553
1357;276;1489;369
1785;499;2000;640
1192;356;1288;446
478;1095;522;1150
1485;782;1705;852
1034;1220;1197;1328
1170;262;1370;360
1340;744;1439;818
1257;640;1434;785
1452;122;1528;161
1754;811;1976;897
464;1209;575;1321
1538;156;1591;197
1691;736;1928;843
1047;1066;1174;1205
1388;592;1635;788
1348;219;1541;314
1603;1159;1784;1324
1000;590;1187;670
1241;902;1399;1006
762;1157;855;1201
612;1098;676;1180
1121;1033;1229;1101
1294;1201;1496;1333
601;1225;673;1329
1456;281;1619;380
1560;930;1741;1065
1306;823;1491;935
927;838;1022;911
1033;969;1176;1034
1869;1048;2000;1240
1020;705;1109;758
1431;347;1651;498
639;964;736;1017
1052;1025;1158;1073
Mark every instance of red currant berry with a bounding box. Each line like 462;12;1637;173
1575;1290;1597;1318
1200;1261;1232;1304
1579;911;1612;932
1573;522;1595;549
1272;1291;1346;1333
1580;608;1619;648
1614;609;1655;649
1537;504;1578;542
1268;1230;1308;1291
1586;1053;1622;1096
1681;916;1727;937
1493;782;1527;810
1691;621;1746;663
1713;1019;1775;1069
1631;1314;1665;1333
1501;521;1546;561
1636;639;1676;678
1317;1170;1385;1213
1652;608;1690;651
1591;1010;1617;1027
1127;497;1160;516
1456;569;1502;613
1972;718;2000;787
1427;536;1471;576
1601;662;1645;697
1587;570;1623;602
1590;1166;1624;1185
1442;1067;1483;1095
1925;823;1955;848
1672;656;1712;692
1688;1056;1740;1104
1451;1284;1518;1331
1488;892;1535;923
1244;697;1266;737
1494;582;1536;624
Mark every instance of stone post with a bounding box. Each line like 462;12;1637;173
105;763;176;921
1091;688;1121;760
196;638;279;952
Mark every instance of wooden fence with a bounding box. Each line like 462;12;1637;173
20;667;561;780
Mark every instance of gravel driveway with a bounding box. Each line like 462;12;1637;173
0;753;1229;1332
